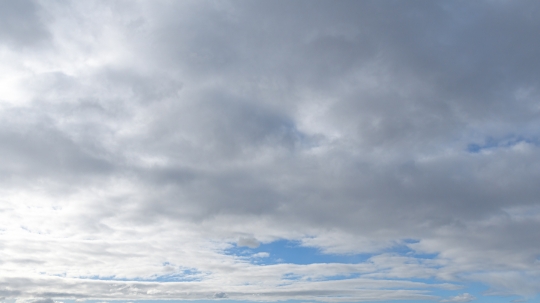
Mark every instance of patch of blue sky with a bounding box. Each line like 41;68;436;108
225;239;373;265
74;268;203;283
154;270;204;282
379;276;457;288
226;239;440;266
467;135;539;153
312;272;362;281
280;272;303;281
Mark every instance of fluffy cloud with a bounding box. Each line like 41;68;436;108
1;0;540;302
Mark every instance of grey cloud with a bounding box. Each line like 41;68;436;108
0;275;444;301
0;0;50;48
238;237;260;249
143;94;306;158
2;0;540;301
118;0;535;243
0;115;114;184
213;292;227;299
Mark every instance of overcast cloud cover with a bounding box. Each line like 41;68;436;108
1;0;540;302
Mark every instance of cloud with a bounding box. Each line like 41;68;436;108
1;0;540;302
213;292;228;299
0;0;50;48
16;299;55;303
238;237;261;249
252;252;270;258
440;293;476;303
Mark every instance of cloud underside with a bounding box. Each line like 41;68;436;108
1;0;540;301
1;276;444;302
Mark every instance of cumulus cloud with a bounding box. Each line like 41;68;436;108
1;0;540;302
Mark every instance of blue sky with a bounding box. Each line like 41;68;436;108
225;239;373;265
1;0;540;303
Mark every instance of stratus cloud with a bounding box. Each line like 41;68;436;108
1;0;540;302
440;293;475;303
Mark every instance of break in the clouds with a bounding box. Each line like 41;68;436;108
1;0;540;302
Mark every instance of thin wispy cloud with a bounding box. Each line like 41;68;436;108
1;0;540;302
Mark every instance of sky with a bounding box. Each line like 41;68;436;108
1;0;540;302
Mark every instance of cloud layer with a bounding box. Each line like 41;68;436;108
1;0;540;302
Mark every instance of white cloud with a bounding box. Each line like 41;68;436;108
440;293;476;303
252;252;270;258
